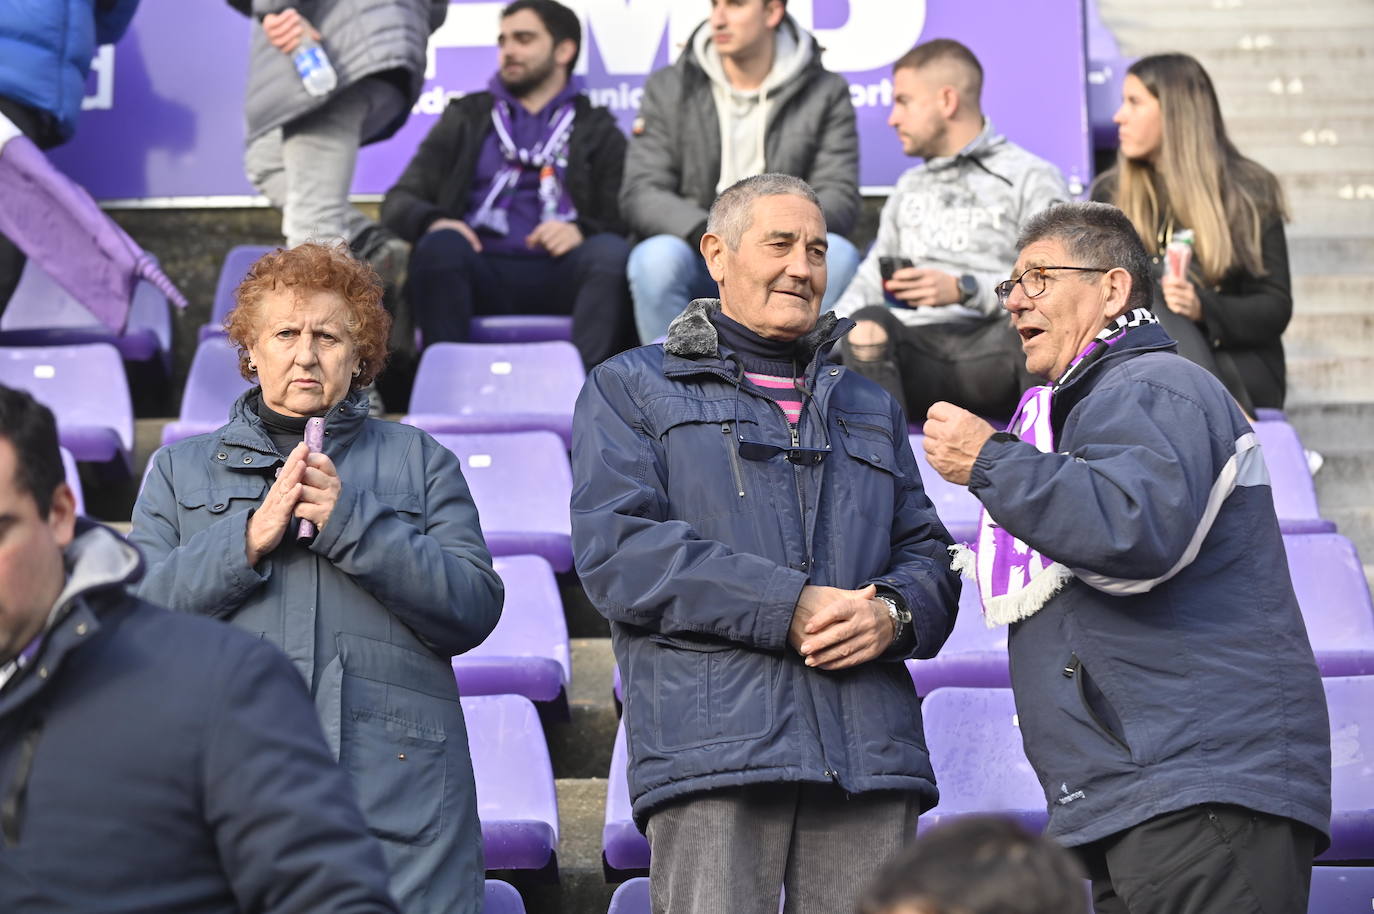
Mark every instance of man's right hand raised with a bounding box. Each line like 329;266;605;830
426;218;483;253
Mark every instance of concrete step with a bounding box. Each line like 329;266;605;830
1111;26;1374;55
1219;94;1374;122
547;638;619;780
1102;6;1374;29
1288;236;1374;274
1244;146;1374;175
497;778;616;914
1227;118;1374;149
1312;450;1374;512
1288;402;1374;452
1283;311;1374;359
1284;355;1374;404
1206;70;1374;105
1293;274;1374;311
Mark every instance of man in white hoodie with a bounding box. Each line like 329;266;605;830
620;0;861;343
833;39;1069;421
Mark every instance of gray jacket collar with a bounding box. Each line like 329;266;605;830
663;298;845;368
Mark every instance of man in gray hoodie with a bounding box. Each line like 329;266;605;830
620;0;861;343
833;40;1068;421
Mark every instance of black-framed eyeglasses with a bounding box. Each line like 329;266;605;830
732;378;831;466
994;266;1111;306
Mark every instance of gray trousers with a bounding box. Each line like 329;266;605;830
645;783;920;914
244;77;404;248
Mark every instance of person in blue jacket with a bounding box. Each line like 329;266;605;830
130;243;503;914
571;173;961;914
0;383;399;913
0;0;141;309
923;201;1330;913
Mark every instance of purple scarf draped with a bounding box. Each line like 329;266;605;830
468;79;580;236
950;308;1159;627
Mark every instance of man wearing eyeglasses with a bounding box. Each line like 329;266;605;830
923;202;1330;913
571;174;961;914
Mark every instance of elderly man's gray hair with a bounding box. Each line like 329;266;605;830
1016;201;1154;312
707;174;822;250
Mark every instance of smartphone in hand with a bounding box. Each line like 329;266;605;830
879;256;914;307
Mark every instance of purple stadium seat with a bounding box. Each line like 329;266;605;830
161;335;254;446
1285;533;1374;677
907;584;1009;695
60;446;84;516
1309;866;1374;912
452;554;571;708
0;343;132;472
405;341;585;448
469;315;574;344
431;432;573;572
908;433;980;543
1255;419;1332;534
201;245;274;341
463;694;560;873
607;878;650;914
604;720;650;878
1320;675;1374;862
484;879;527;914
0;260;171;370
918;687;1047;835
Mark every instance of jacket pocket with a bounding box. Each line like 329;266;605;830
376;491;424;529
175;481;267;517
336;633;458;846
649;633;775;752
1065;653;1130;755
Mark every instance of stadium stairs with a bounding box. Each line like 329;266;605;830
91;4;1371;905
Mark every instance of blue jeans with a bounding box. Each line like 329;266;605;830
628;233;862;344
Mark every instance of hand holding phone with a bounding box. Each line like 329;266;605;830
879;256;915;307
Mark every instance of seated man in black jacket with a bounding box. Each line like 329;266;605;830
0;383;398;913
381;0;635;369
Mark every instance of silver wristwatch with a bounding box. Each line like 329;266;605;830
877;594;912;641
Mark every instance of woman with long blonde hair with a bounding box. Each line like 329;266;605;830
1092;52;1290;413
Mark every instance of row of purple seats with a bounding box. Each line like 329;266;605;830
604;677;1374;883
204;245;574;346
0;259;172;373
907;417;1332;543
0;343;133;475
405;341;585;450
484;880;527;914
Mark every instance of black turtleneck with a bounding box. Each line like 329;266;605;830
256;397;312;455
710;310;802;377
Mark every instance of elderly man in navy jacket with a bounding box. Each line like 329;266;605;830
0;384;397;913
572;174;961;914
924;201;1330;913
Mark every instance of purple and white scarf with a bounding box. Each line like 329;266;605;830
468;94;579;236
950;308;1158;627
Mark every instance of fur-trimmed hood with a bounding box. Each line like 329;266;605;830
662;298;847;368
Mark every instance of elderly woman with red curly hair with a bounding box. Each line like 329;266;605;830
130;242;502;914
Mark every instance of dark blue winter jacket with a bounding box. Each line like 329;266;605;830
571;300;961;827
0;0;140;142
970;322;1331;848
0;520;397;912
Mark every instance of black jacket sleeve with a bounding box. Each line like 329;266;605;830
571;106;628;238
1198;217;1292;350
381;98;484;243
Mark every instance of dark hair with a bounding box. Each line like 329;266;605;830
1017;201;1154;312
893;38;984;107
502;0;582;75
0;384;64;519
858;817;1088;914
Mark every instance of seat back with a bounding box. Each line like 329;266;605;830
0;343;133;459
209;245;275;331
1285;533;1374;677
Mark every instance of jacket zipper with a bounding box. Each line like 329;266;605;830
1064;653;1130;753
836;416;890;439
721;423;746;498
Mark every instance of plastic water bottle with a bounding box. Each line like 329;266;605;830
292;22;337;97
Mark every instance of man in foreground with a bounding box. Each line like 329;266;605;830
923;201;1330;913
0;384;399;912
572;174;960;914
